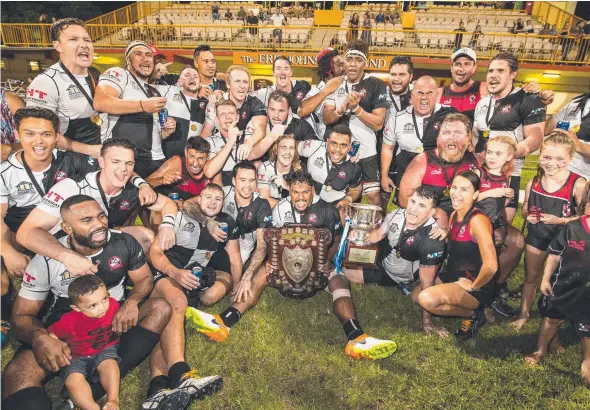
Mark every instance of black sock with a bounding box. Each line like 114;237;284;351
147;375;169;397
1;292;11;322
343;319;364;341
168;361;191;389
2;387;51;410
495;282;508;298
219;307;241;328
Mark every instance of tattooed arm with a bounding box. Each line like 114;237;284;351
233;228;267;303
182;199;227;242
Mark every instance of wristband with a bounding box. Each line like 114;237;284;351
139;100;145;112
352;106;362;116
160;213;176;229
131;176;148;188
335;109;344;117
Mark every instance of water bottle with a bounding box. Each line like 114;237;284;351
158;108;168;127
556;121;570;131
349;141;360;157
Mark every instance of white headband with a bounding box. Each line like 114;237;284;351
344;49;367;63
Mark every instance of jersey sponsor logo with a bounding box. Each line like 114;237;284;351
54;170;68;182
442;98;452;105
88;157;96;166
403;123;414;133
43;190;66;207
313;157;325;168
338;170;347;179
23;271;37;284
119;200;130;211
501;104;512;114
66;84;83;100
378;93;386;100
307;213;317;223
568;240;585;251
529;107;545;116
16;181;36;194
263;215;273;222
458;226;467;237
295;91;304;101
481;182;491;188
305;140;313;148
430;168;442;175
182;222;195;232
405;236;414;246
26;89;48;100
335;221;342;230
427;251;443;258
258;173;266;180
104;69;121;78
108;256;123;270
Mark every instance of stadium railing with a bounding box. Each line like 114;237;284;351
1;23;588;66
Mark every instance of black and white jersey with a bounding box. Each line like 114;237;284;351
26;63;101;145
19;230;146;324
163;210;240;269
158;84;208;158
546;216;590;322
385;89;410;124
37;171;140;229
205;131;251;186
256;160;295;200
160;75;227;92
204;92;267;134
552;93;590;179
222;186;273;263
378;209;445;284
97;67;165;162
272;195;343;243
298;139;361;203
473;88;546;176
301;81;328;139
0;150;98;232
324;74;388;158
251;80;312;115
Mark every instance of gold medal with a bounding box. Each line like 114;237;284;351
416;146;424;153
90;113;103;126
205;252;212;260
443;188;450;197
325;185;332;192
395;250;401;258
482;129;490;140
191;124;197;131
572;124;580;133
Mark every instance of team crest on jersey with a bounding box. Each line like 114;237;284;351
247;210;253;220
577;323;590;333
108;256;123;270
285;211;293;221
442;98;452;105
433;121;441;131
54;170;68;182
66;84;83;100
501;104;512;114
226;202;236;215
481;182;490;188
241;111;247;119
182;222;195;232
130;81;141;91
405;236;414;246
357;88;367;97
390;223;399;234
178;179;188;186
337;88;346;96
173;93;183;102
338;170;346;179
403;123;414;133
16;181;36;194
562;203;571;217
458;226;467;237
430;168;442;175
59;270;74;286
305;140;313;148
469;164;478;172
314;157;325;168
119;200;130;211
307;213;317;223
200;102;206;108
469;94;476;103
296;91;304;101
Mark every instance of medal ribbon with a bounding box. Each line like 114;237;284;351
59;61;95;106
21;153;54;196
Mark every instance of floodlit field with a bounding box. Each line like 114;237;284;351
3;155;590;409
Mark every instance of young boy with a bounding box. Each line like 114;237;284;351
48;275;121;410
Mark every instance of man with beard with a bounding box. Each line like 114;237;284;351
203;100;242;186
398;113;479;228
439;48;553;123
201;65;267;163
248;90;317;162
297;47;345;139
252;57;311;116
94;40;177;178
25;18;101;157
473;52;546;223
184;170;398;360
343;186;448;337
382;76;457;202
2;196;222;410
256;134;303;208
157;66;209;158
147;137;216;201
323;40;388;208
17;139;176;277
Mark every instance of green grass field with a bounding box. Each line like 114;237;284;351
3;155;590;409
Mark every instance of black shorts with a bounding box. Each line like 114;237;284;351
134;158;165;178
362;261;419;287
507;175;520;209
538;296;590;338
359;155;380;183
439;270;496;307
209;247;231;273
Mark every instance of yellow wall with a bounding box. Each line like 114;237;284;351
314;10;344;26
547;1;577;14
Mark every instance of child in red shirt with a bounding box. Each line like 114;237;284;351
48;275;121;410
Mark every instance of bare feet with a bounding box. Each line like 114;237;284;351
549;339;566;354
102;400;119;410
484;308;496;324
582;360;590;389
524;352;544;366
509;316;528;331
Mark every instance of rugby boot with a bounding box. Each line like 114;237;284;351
345;334;397;360
455;308;486;338
173;370;223;402
185;307;229;342
141;389;191;410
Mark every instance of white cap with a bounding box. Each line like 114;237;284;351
451;47;477;63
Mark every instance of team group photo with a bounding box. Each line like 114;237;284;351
1;0;590;409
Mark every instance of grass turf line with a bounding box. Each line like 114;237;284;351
3;155;590;409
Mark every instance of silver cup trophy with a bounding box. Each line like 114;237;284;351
346;203;383;246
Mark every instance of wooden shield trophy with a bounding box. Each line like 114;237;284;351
264;225;332;299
